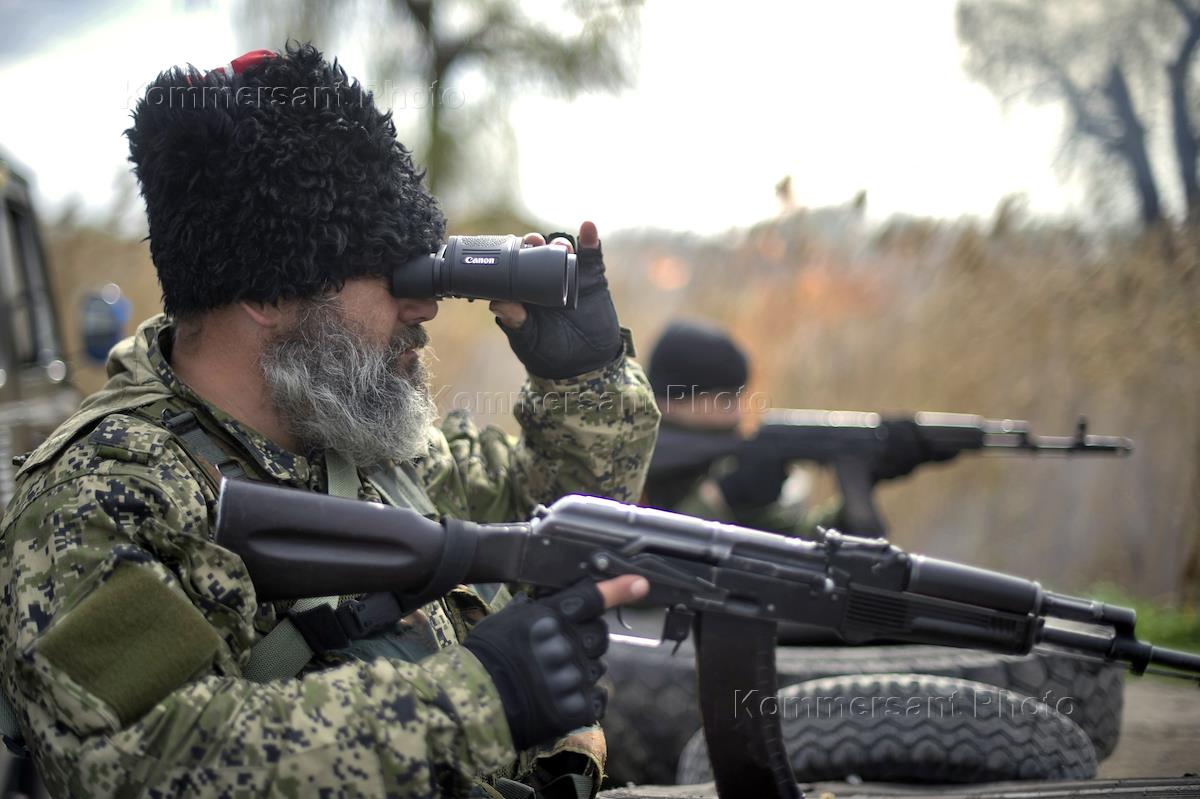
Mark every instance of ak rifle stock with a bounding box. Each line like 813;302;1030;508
215;480;1191;799
750;411;1133;537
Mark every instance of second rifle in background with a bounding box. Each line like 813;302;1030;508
739;411;1130;537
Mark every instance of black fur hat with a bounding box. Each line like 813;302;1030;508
126;42;445;317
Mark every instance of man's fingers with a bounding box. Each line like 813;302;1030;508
578;220;599;250
489;300;527;328
549;236;575;255
596;575;650;610
522;232;546;248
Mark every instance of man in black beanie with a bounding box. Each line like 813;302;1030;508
643;319;814;534
0;42;661;798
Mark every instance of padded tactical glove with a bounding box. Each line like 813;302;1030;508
463;581;609;751
497;237;623;380
717;446;790;511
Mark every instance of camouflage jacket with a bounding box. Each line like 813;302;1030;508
0;314;660;798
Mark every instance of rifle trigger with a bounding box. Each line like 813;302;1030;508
616;606;634;631
663;606;694;654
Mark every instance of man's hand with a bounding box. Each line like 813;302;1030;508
488;230;549;329
717;447;791;512
463;574;648;750
490;221;624;379
871;420;960;482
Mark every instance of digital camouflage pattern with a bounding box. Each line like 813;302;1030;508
0;314;660;798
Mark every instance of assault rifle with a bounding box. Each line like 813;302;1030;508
651;412;1132;537
216;480;1196;799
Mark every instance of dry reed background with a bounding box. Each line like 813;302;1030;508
45;205;1200;603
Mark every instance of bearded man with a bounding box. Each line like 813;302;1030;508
0;44;659;798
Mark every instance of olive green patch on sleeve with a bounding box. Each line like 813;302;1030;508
36;563;222;726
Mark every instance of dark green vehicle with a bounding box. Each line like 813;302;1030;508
0;154;80;513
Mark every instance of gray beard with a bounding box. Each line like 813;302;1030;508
260;298;437;468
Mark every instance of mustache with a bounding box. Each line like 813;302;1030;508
391;324;429;352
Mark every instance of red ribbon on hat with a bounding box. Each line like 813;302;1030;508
209;49;276;78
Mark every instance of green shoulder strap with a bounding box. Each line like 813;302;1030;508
241;449;358;683
366;461;437;519
158;409;246;481
128;406;354;684
130;400;259;488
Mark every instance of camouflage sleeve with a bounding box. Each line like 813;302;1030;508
1;448;515;797
422;352;662;791
422;355;660;523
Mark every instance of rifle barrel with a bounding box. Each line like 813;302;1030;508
1040;624;1200;678
981;432;1133;453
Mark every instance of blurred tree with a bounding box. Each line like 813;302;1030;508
957;0;1200;229
238;0;639;212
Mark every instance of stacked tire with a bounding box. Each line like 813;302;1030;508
675;674;1098;784
602;617;1122;786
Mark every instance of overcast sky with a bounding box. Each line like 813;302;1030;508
0;0;1084;235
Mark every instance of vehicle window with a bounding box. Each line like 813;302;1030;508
0;203;35;364
2;201;58;365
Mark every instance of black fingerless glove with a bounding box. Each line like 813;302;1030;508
463;581;609;750
717;447;790;511
497;240;623;380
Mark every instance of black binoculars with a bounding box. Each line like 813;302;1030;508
392;235;579;309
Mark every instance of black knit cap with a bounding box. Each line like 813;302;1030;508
126;42;445;317
647;320;749;400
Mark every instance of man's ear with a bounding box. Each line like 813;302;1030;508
238;300;287;330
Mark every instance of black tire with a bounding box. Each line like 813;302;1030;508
603;642;698;786
674;674;1098;785
772;645;1123;760
601;612;1122;787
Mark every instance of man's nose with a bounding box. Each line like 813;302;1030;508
399;298;438;325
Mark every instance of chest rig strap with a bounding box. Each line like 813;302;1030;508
243;449;384;681
148;410;429;679
282;454;469;657
159;409;247;481
276;450;411;659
